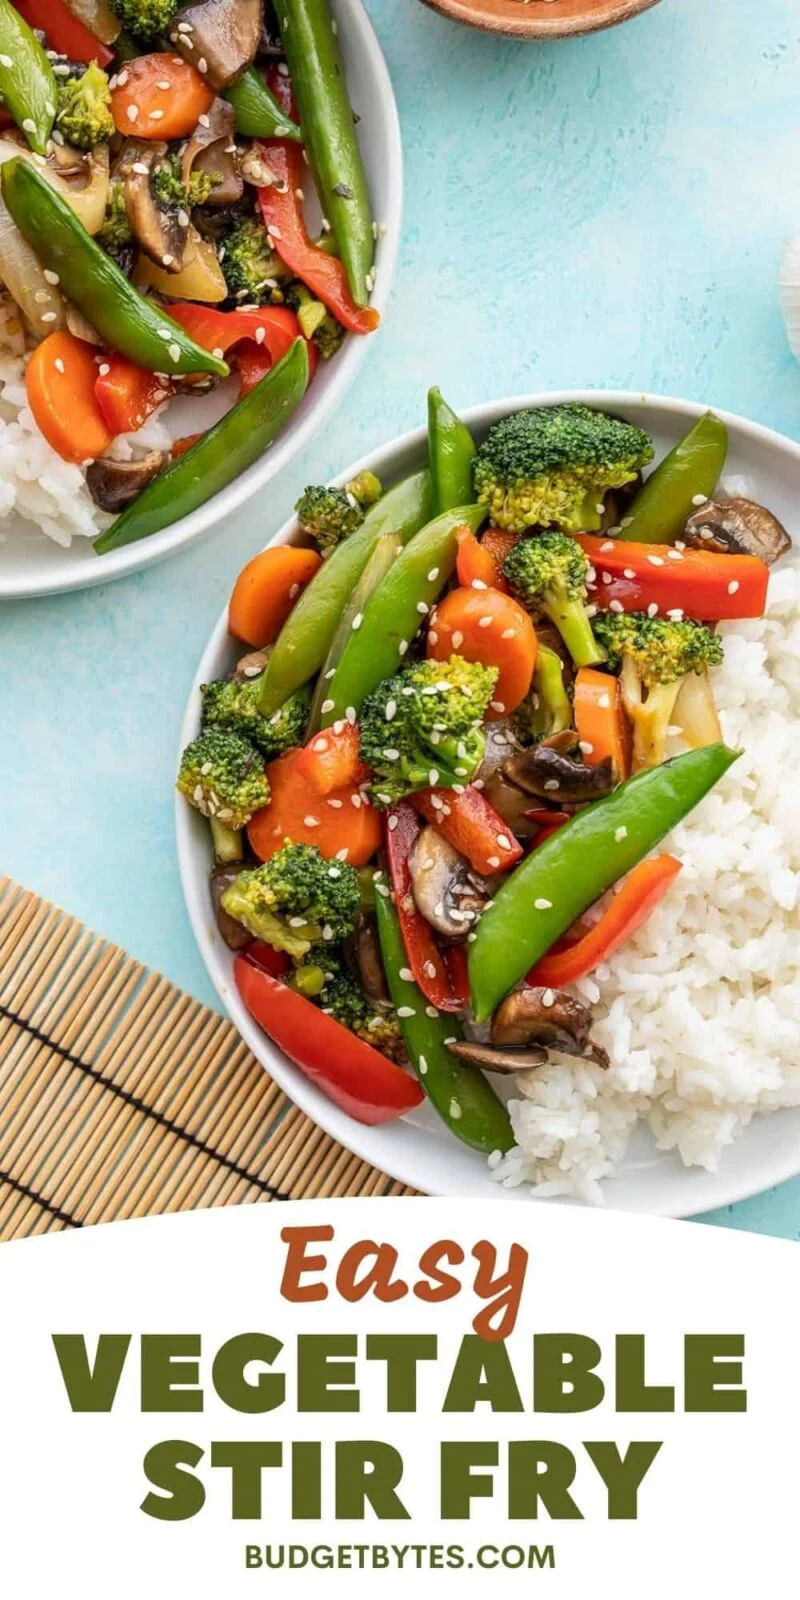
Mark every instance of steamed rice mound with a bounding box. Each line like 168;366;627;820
493;566;800;1202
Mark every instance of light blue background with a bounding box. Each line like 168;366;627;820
1;0;799;1233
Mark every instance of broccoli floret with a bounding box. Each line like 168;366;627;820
360;655;497;806
97;178;133;255
152;153;218;212
285;282;346;360
593;611;723;771
473;403;654;534
221;215;290;305
503;531;604;668
220;843;361;959
176;729;269;830
201;671;310;759
108;0;178;43
296;471;382;557
292;949;407;1063
512;643;573;745
55;62;114;151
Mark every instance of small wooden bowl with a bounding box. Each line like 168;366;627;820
418;0;661;38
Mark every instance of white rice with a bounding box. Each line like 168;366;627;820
0;297;170;549
493;566;800;1202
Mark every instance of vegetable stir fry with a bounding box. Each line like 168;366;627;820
0;0;378;551
178;392;792;1152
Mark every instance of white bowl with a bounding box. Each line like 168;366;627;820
0;0;401;600
177;390;800;1215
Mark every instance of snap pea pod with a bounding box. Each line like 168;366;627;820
279;0;374;308
468;743;739;1022
321;503;487;727
258;470;432;718
618;412;728;543
307;532;401;732
0;0;56;155
428;386;476;513
226;67;302;141
1;161;229;378
375;884;514;1156
94;339;309;554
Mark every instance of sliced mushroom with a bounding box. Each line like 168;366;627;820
233;649;270;681
481;770;540;840
171;0;262;92
117;140;188;273
492;988;609;1069
241;142;280;189
346;912;390;1005
210;864;252;951
684;497;791;565
408;826;490;940
448;1039;548;1074
66;303;103;345
86;450;166;511
180;97;243;207
502;744;614;804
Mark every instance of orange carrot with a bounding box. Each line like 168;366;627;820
110;53;213;140
480;526;519;574
574;667;632;780
229;546;322;648
248;748;381;866
26;331;112;464
428;585;537;719
295;722;366;796
455;525;502;590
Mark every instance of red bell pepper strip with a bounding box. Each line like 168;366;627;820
13;0;114;66
384;801;465;1014
256;65;378;337
577;534;769;621
526;854;682;989
234;951;423;1124
94;354;172;434
442;943;470;1009
526;809;570;849
414;786;524;878
243;940;289;977
167;302;302;368
170;432;203;458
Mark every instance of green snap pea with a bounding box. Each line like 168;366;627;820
321;503;486;727
428;386;476;513
618;412;728;543
226;67;302;141
307;532;401;732
468;743;739;1022
375;886;514;1156
279;0;375;308
95;340;309;554
258;470;433;718
2;161;229;378
0;0;56;155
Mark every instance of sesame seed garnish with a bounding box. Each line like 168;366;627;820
691;493;707;506
327;798;343;809
157;327;172;340
416;600;429;615
490;700;505;714
486;855;500;868
387;814;399;831
321;698;334;714
162;254;174;267
303;815;319;827
351;794;362;808
534;898;552;910
168;343;181;363
335;847;350;861
428;630;438;645
449;1098;461;1118
623;568;635;579
149;108;164;120
647;555;665;566
322;924;334;941
728;579;740;595
157;79;171;90
427;567;439;581
600;539;615;552
609;599;624;613
351;612;363;630
428;768;439;785
667;549;684;560
328;867;341;879
496;833;512;850
423;961;437;979
674;540;686;551
598;692;610;708
22;117;36;132
132;160;149;175
471;578;488;590
399;967;413;981
398;640;408;656
383;748;399;761
647;602;659;618
0;53;13;67
289;915;307;928
544;778;559;792
667;608;684;621
313;737;327;753
397;1006;416;1018
614;826;628;842
54;357;65;374
197;56;208;73
451;630;463;648
43;269;59;285
345;705;356;724
384;700;397;721
478;614;493;628
501;627;515;639
601;571;613;585
579;740;593;754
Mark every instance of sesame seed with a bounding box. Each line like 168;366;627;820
132;160;149;175
416;601;429;615
496;833;512;850
544;779;559;792
327;798;343;809
43;269;59;285
423;961;437;979
600;539;615;552
335;847;350;861
157;79;171;90
478;615;493;628
351;794;362;808
397;1006;416;1019
351;612;363;630
303;815;319;827
623;568;635;579
345;706;356;723
449;1098;461;1119
383;748;399;761
385;700;397;721
387;814;399;831
313;737;327;753
428;768;440;786
501;627;515;639
647;555;665;566
728;579;740;595
157;327;172;340
398;640;408;656
399;967;413;982
579;740;593;754
674;541;687;552
168;343;181;363
541;989;556;1009
534;898;552;910
22;118;36;132
601;571;613;585
433;902;444;919
288;915;307;928
40;311;57;322
54;357;65;374
691;493;707;506
427;567;439;581
609;599;624;613
322;924;334;941
428;630;438;645
328;867;341;878
149;108;164;120
598;692;610;708
614;826;628;842
321;698;334;714
162;254;174;267
197;56;208;73
0;52;14;66
667;608;685;621
647;602;659;618
471;578;488;590
451;631;463;648
667;549;684;560
486;855;500;868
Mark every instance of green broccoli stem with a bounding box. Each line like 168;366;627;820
543;591;605;669
560;490;606;534
209;817;243;865
528;644;572;739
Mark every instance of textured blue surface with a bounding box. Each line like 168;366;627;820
1;0;799;1234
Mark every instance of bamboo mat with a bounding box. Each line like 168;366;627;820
0;877;415;1241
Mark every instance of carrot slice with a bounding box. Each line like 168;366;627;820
110;53;213;140
428;585;537;718
248;748;381;866
229;545;322;648
455;524;503;590
26;331;112;464
574;667;632;780
295;722;367;796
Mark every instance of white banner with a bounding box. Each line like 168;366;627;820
0;1198;795;1598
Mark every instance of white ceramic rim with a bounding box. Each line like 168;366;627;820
0;0;402;600
177;388;800;1216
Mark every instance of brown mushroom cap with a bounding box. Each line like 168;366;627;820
492;988;609;1069
408;826;490;940
502;744;615;805
86;450;166;511
118;140;188;273
345;912;390;1005
233;649;270;681
684;497;791;566
170;0;262;93
210;864;252;951
180;97;243;207
448;1039;548;1074
481;769;541;839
